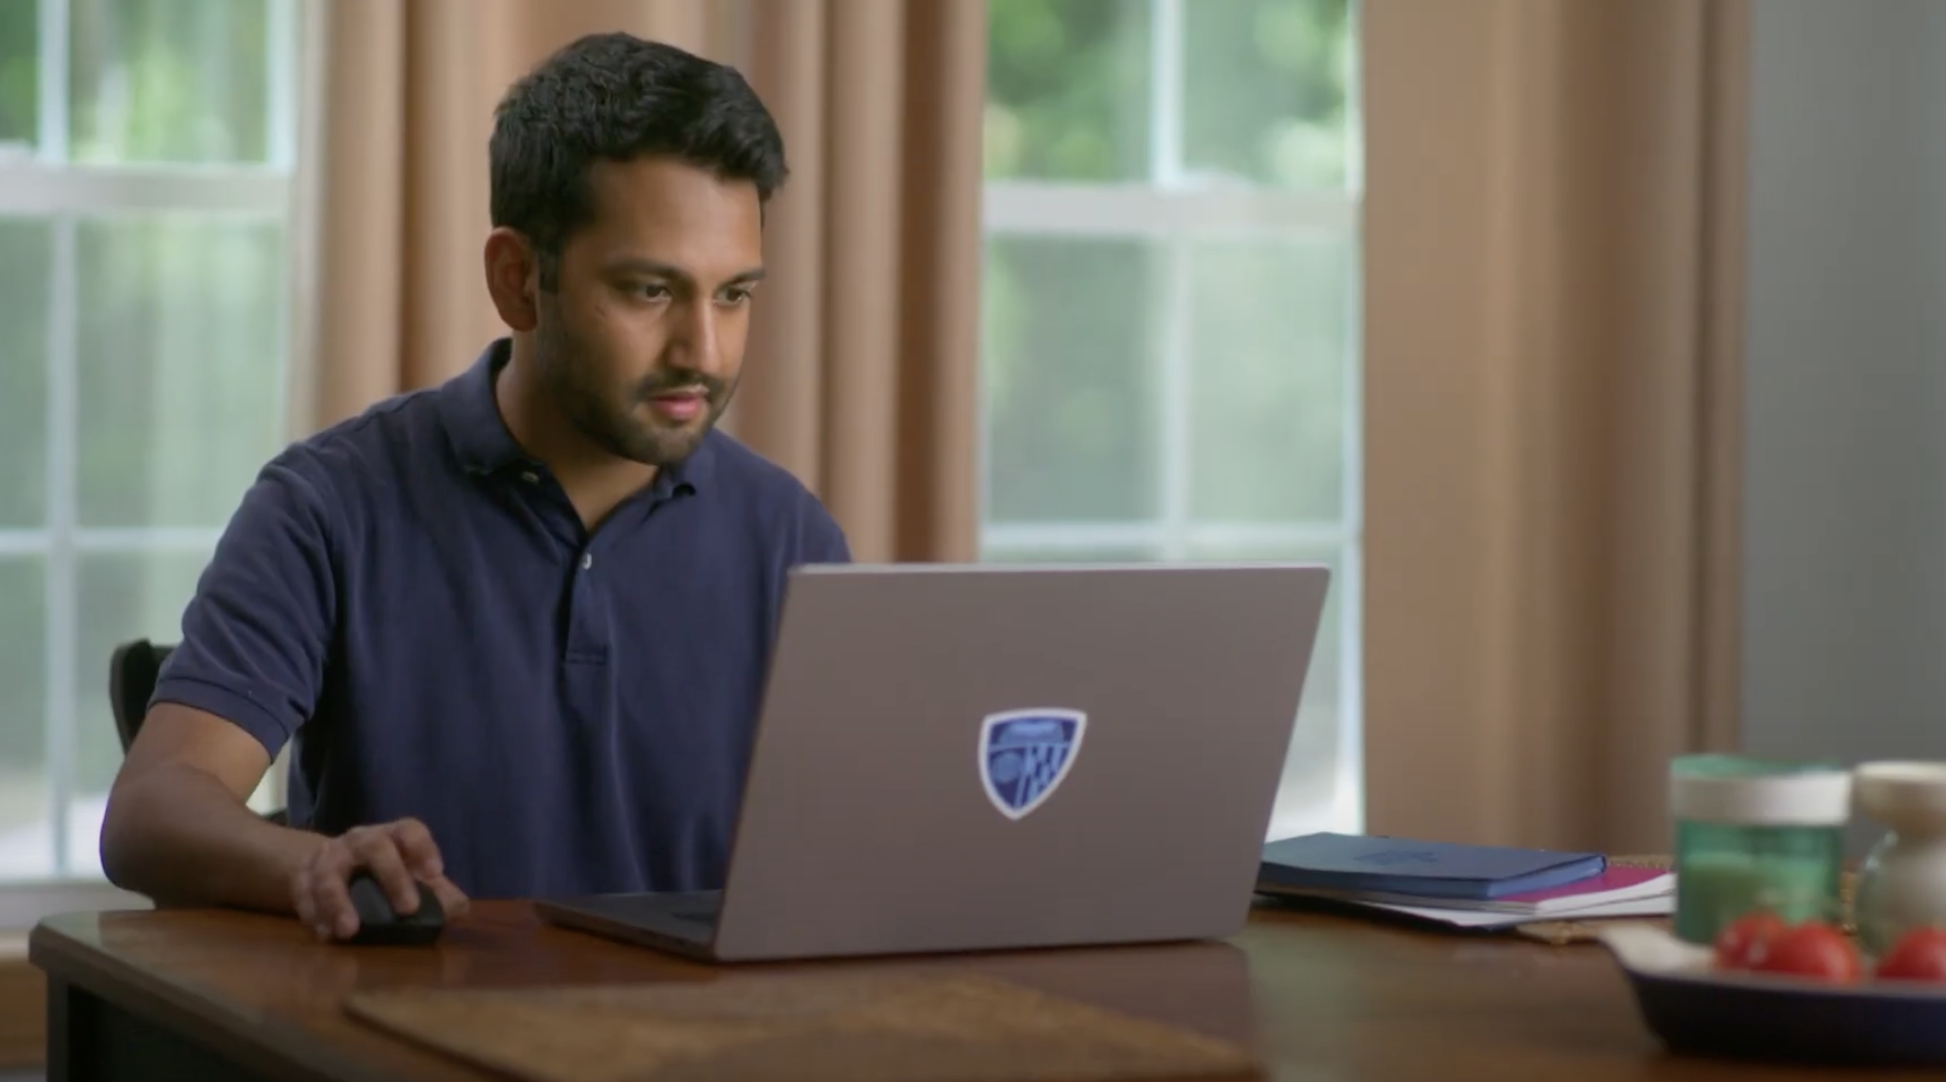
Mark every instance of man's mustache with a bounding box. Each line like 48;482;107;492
635;373;726;401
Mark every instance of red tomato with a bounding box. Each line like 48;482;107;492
1875;927;1946;982
1752;920;1862;983
1713;911;1788;970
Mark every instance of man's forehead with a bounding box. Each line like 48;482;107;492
575;157;763;279
585;156;760;228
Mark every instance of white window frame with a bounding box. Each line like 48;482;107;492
978;0;1365;837
0;0;309;919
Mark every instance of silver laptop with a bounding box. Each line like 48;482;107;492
536;561;1331;963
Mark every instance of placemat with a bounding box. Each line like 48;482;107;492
345;972;1261;1082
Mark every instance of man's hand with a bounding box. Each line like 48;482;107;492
292;818;471;940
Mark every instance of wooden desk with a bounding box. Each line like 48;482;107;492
30;899;1930;1082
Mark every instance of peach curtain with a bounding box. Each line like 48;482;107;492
1360;0;1750;854
293;0;985;562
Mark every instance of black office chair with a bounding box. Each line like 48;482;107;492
108;638;172;754
110;638;287;826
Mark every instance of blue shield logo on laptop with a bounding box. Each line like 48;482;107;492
979;708;1087;820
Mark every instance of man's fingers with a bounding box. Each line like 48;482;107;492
293;864;334;941
307;850;360;940
348;832;420;916
426;875;471;918
297;823;461;943
385;818;444;879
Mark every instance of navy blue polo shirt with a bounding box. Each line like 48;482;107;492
151;339;850;899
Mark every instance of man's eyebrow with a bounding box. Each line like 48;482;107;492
603;258;766;287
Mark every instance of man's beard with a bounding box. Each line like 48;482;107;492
534;316;732;468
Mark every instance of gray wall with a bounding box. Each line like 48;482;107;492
1741;0;1946;832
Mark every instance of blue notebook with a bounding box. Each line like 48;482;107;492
1257;832;1607;901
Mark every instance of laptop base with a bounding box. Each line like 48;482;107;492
536;892;722;961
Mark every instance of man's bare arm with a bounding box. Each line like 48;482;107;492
99;703;325;914
101;703;471;936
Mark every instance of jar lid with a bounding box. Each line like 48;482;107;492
1670;769;1853;826
1853;761;1946;827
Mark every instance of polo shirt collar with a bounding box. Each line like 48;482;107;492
442;339;529;475
440;337;718;493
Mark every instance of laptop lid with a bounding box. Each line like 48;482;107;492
708;562;1331;962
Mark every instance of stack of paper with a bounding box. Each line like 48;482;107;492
1255;833;1674;931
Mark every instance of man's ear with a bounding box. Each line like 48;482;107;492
483;228;540;332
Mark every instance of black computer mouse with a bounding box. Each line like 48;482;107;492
343;870;446;946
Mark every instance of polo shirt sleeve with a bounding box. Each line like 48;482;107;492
151;450;338;758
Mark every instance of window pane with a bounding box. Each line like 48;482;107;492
68;0;271;165
1188;539;1347;840
76;216;286;528
1182;0;1354;189
986;0;1151;182
0;556;47;879
0;218;50;528
1187;234;1351;524
0;1;35;148
73;549;209;817
984;236;1163;524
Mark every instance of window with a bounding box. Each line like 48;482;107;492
980;0;1362;838
0;0;301;895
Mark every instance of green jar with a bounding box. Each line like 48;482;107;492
1669;755;1852;945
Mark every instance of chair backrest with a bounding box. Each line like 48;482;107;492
108;639;174;754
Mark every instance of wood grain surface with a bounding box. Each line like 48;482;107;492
347;971;1258;1082
29;898;1935;1081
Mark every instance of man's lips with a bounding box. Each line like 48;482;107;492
646;388;707;422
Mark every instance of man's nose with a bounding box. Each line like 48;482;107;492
665;298;719;375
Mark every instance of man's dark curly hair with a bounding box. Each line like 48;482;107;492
489;33;788;291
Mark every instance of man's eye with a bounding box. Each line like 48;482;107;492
719;287;753;306
635;283;672;300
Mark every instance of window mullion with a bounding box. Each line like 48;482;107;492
1149;0;1191;555
36;0;70;163
1336;538;1364;833
1344;0;1366;196
1147;0;1185;188
1340;238;1364;538
266;0;299;169
982;522;1356;552
43;213;79;877
981;184;1358;239
1157;240;1193;560
0;164;292;217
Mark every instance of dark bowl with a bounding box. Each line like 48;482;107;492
1599;924;1946;1066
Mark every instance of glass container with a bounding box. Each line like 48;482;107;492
1670;755;1851;945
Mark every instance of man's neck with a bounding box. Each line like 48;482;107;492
495;339;656;531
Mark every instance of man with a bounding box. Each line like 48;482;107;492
99;33;848;942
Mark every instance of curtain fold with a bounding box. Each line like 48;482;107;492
299;0;984;563
1360;0;1749;853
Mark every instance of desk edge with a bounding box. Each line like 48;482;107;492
29;917;434;1082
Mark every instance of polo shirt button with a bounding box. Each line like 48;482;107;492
520;471;539;484
580;553;593;571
